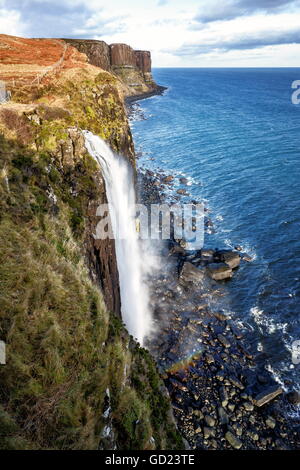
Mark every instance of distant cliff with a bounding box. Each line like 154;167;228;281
63;39;158;93
0;35;180;450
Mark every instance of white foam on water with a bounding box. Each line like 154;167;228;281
224;238;257;261
250;306;288;335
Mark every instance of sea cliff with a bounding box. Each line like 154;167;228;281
0;34;182;450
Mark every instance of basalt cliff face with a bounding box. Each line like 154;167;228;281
0;35;180;450
63;39;157;92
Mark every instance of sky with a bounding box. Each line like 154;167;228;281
1;0;300;67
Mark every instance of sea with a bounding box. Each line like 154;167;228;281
130;68;300;402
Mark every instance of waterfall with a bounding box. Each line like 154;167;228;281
83;131;152;345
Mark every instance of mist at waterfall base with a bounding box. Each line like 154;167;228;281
130;68;300;395
84;131;154;345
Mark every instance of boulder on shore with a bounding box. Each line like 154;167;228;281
200;249;215;263
179;262;204;284
254;385;283;407
218;250;241;269
207;263;233;281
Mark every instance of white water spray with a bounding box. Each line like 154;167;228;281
83;131;152;345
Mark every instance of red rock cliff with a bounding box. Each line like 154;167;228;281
110;43;136;68
135;50;151;73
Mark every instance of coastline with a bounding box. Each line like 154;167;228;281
129;96;300;450
125;85;168;105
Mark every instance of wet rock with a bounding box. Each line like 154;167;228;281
205;219;214;228
204;415;216;427
218;250;241;269
216;370;225;382
203;426;214;439
218;407;229;425
229;376;245;390
162;175;174;184
219;386;229;407
207;263;233;281
247;430;259;441
169;244;186;256
225;431;242;449
242;402;254;412
265;416;276;429
217;334;231;349
179;177;188;185
210;439;218;449
286;391;300;405
254;385;283;407
228;322;243;339
233;424;243;437
177;188;189;196
243;255;253;262
214;312;227;321
205;353;215;365
200;249;215;263
193;410;204;420
227;402;235;412
179;262;204;284
235;245;243;252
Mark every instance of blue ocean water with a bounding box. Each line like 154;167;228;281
131;68;300;393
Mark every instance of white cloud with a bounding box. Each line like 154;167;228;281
0;8;26;35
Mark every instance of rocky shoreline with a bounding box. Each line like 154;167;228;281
135;138;300;450
126;84;167;105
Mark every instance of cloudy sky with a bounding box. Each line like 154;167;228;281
1;0;300;67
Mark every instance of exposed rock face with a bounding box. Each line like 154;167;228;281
179;261;204;284
63;38;111;71
207;263;233;280
135;50;151;73
110;43;136;68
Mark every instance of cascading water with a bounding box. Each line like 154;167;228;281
83;131;152;345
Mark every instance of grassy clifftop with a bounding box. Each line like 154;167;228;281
0;39;182;450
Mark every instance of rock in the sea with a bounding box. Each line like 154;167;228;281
179;177;188;185
200;249;215;263
219;386;229;407
203;426;214;439
235;245;243;252
207;263;233;281
254;385;283;407
177;188;189;196
205;353;215;365
218;250;241;269
169;244;186;256
162;175;174;184
286;391;300;405
179;262;204;284
225;431;242;449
